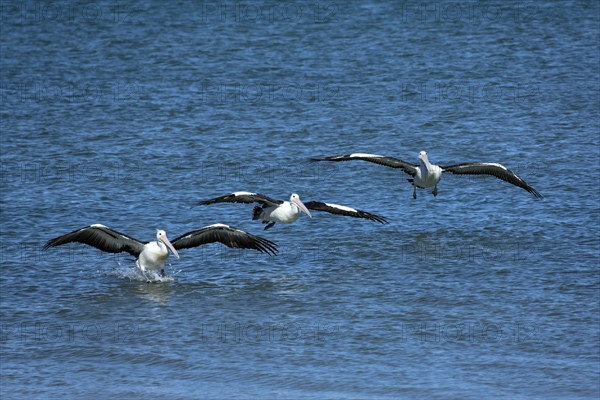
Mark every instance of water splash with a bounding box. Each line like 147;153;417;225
109;263;176;283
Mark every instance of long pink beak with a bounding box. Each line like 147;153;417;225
160;234;180;259
292;196;312;218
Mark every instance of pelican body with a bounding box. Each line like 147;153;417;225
252;193;312;229
43;223;278;277
136;229;179;273
410;151;443;197
312;151;543;199
200;192;387;230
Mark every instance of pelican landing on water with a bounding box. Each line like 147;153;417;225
43;224;278;277
199;192;388;230
311;151;543;199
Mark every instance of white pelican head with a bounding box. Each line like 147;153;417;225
418;151;430;165
290;193;312;218
156;230;180;259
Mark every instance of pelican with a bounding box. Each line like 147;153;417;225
311;151;543;199
43;223;278;276
199;192;388;230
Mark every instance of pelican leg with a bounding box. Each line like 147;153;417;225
413;186;417;199
264;222;276;230
160;269;165;277
432;186;438;197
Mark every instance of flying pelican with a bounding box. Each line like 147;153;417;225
199;192;388;230
311;151;543;199
43;223;278;276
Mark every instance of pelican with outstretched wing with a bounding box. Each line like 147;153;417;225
43;223;278;276
312;151;543;199
199;192;388;230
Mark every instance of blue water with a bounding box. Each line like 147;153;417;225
1;1;599;399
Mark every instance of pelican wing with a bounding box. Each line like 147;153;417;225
199;192;282;207
42;224;145;257
171;224;278;256
311;153;418;176
304;201;388;224
441;163;543;198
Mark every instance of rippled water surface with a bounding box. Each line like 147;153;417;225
1;1;599;399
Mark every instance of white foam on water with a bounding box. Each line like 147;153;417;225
109;262;176;283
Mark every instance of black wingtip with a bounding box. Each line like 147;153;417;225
42;237;59;251
523;184;543;199
357;210;388;224
370;215;388;224
256;237;278;256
